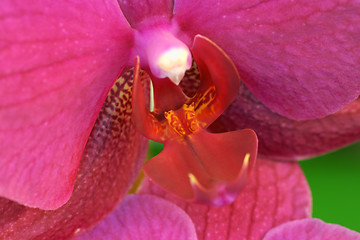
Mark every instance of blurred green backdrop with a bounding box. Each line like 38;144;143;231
300;141;360;232
147;140;360;232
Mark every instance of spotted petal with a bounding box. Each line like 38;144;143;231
0;0;133;209
0;72;147;239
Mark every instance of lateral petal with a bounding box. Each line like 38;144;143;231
0;73;147;239
0;0;133;209
174;0;360;120
210;85;360;161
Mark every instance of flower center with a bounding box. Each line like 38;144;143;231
131;35;258;206
135;29;192;85
157;48;190;85
164;102;199;137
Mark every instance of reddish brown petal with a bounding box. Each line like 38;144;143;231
140;158;311;240
210;85;360;161
143;129;257;205
0;0;133;209
132;57;171;142
0;69;147;239
191;35;241;128
151;76;188;114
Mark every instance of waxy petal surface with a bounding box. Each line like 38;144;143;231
263;218;360;240
140;158;311;240
132;58;184;142
210;85;360;161
151;76;188;114
0;0;133;209
174;0;360;120
191;35;241;128
0;72;147;239
143;129;257;205
77;194;197;240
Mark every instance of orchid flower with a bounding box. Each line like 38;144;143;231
0;0;360;239
131;36;257;205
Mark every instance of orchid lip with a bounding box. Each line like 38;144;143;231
132;35;258;206
188;153;251;206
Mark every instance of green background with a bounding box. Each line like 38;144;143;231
300;141;360;232
147;140;360;232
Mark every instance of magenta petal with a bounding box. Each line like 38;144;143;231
210;85;360;161
140;158;311;240
77;194;197;240
174;0;360;120
0;74;147;239
118;0;174;28
0;0;133;209
263;219;360;240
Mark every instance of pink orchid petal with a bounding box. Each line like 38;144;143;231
77;194;197;240
140;158;311;240
263;218;360;240
210;85;360;161
0;0;133;209
118;0;174;29
0;73;147;239
174;0;360;120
